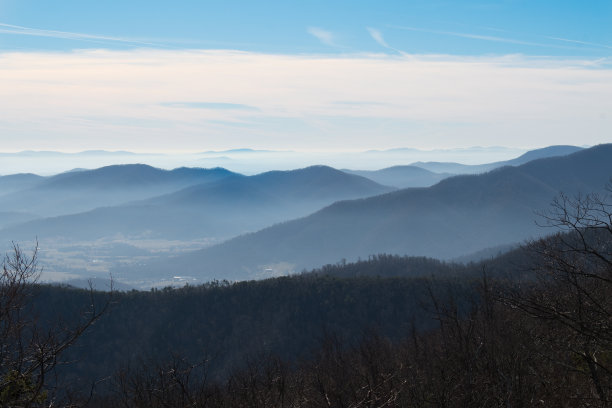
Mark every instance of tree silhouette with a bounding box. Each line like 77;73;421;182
0;243;109;407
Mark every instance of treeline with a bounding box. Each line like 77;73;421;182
88;273;608;407
34;260;474;390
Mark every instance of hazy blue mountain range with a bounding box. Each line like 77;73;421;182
129;144;611;281
0;164;238;217
0;145;577;178
345;145;582;188
0;166;393;242
0;173;45;196
411;145;583;175
344;166;451;188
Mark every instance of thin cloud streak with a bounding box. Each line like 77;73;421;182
367;28;390;48
389;25;597;51
546;36;612;50
366;27;406;55
0;22;163;47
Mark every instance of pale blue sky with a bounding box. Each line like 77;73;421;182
0;1;610;152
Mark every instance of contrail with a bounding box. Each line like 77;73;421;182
0;22;164;47
388;25;602;52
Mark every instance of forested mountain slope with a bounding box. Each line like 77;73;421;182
34;254;497;390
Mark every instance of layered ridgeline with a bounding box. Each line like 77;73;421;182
0;173;45;195
409;144;583;175
344;145;583;188
0;164;238;218
0;166;393;242
344;166;451;188
130;144;611;281
0;145;582;236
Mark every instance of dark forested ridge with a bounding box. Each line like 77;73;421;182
22;250;527;395
37;256;471;387
133;144;612;281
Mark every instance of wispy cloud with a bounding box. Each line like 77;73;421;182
307;27;336;46
161;102;258;110
389;25;596;51
0;22;162;47
546;36;612;50
367;28;390;48
366;27;405;55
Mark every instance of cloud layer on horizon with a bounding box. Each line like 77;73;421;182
0;49;610;152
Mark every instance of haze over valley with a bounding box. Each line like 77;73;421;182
0;144;603;288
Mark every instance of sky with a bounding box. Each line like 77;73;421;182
0;0;611;153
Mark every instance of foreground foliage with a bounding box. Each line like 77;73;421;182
0;244;107;407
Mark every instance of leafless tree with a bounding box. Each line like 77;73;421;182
0;242;109;407
502;186;612;405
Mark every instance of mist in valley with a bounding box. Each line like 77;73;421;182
0;144;601;289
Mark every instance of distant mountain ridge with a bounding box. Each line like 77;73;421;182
344;166;450;188
411;145;583;175
0;173;45;195
147;165;392;208
0;164;238;217
41;164;236;190
346;145;583;187
0;166;394;242
132;144;610;281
